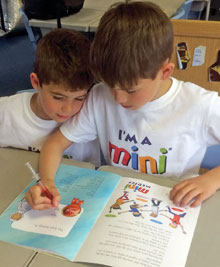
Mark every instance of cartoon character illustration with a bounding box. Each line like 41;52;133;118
118;201;147;218
109;191;133;213
177;42;190;69
141;198;163;217
62;198;84;217
209;50;220;82
162;206;187;234
10;197;32;221
150;198;162;217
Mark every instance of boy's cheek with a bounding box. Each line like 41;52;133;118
74;102;84;115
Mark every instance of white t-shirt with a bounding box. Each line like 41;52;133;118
61;77;220;179
0;92;100;166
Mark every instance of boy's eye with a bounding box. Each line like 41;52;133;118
53;95;64;100
127;90;136;94
75;97;85;101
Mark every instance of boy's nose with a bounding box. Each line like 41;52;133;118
62;102;74;115
114;90;128;104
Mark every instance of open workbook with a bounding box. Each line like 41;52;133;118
0;164;200;267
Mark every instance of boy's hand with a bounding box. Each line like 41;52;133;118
170;170;220;207
25;180;61;210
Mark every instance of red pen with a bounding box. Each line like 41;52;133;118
25;162;53;201
37;179;53;200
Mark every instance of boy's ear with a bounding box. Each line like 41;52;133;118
30;73;41;91
161;60;175;80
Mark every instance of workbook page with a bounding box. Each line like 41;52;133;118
0;165;121;261
11;204;82;238
76;177;200;267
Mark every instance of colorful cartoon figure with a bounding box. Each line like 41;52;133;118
141;198;163;217
177;42;190;69
118;201;147;218
62;198;84;217
162;206;187;234
150;198;163;217
109;191;133;213
209;50;220;82
10;197;32;221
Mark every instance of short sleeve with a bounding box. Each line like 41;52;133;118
204;92;220;145
60;88;98;143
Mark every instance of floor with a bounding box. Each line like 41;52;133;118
0;25;35;97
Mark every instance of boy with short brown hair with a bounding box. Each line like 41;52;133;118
34;28;92;90
0;28;100;165
90;1;174;88
26;2;220;210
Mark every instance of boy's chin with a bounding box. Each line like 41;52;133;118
54;118;69;123
121;104;141;110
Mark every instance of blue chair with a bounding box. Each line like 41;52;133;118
19;6;42;51
16;89;37;94
172;0;194;19
201;145;220;170
172;7;186;19
189;0;211;20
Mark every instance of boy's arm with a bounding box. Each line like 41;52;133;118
25;129;73;210
169;166;220;207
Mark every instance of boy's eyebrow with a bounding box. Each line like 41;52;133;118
77;92;89;97
50;91;88;97
51;92;66;96
50;90;68;96
113;86;139;92
127;88;138;92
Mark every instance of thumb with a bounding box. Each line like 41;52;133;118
49;186;61;208
42;180;61;207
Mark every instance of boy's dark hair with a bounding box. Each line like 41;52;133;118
34;28;94;91
90;1;174;90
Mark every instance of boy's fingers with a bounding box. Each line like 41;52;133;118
170;183;194;205
190;192;210;207
25;192;53;210
25;182;61;210
25;184;53;210
170;180;189;200
49;186;60;198
47;187;61;208
178;188;199;207
190;197;202;207
51;194;61;208
52;199;60;208
25;184;41;206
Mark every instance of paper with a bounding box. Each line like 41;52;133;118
76;177;200;267
11;204;83;238
192;46;206;66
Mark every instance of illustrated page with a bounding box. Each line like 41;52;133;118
0;165;121;261
11;204;83;238
76;177;200;267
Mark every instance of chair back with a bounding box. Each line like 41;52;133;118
172;0;194;19
19;6;42;51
